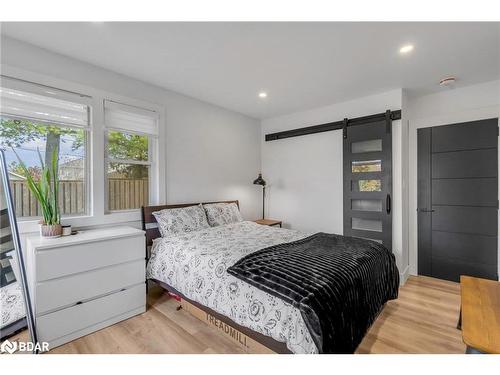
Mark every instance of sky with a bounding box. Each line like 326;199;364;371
1;133;85;170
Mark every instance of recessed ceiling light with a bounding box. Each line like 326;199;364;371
258;92;268;99
399;44;414;54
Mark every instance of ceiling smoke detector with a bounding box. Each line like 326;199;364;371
439;76;456;87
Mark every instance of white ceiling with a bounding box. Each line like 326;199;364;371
1;22;499;119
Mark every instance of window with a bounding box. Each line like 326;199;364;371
0;74;162;231
351;159;382;173
351;199;382;212
351;217;382;232
0;83;90;219
104;100;157;211
351;139;382;153
352;179;382;192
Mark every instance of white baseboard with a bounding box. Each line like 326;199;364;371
399;265;410;286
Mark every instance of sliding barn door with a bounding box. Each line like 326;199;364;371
343;119;392;250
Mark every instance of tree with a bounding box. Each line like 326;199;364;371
0;118;83;169
107;131;148;179
1;118;149;179
8;161;42;180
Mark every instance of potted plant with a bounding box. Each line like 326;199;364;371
14;147;62;238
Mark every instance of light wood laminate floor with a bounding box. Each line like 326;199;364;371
12;275;466;354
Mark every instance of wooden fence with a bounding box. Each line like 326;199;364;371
9;178;149;217
108;178;149;211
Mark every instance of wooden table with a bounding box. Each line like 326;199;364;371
254;219;282;227
460;275;500;353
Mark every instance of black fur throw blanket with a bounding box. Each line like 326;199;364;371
227;233;399;353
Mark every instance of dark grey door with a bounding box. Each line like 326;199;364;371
418;118;498;282
344;120;392;249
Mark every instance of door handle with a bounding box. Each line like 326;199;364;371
386;194;391;214
417;208;435;212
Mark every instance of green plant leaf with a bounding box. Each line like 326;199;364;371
12;146;60;225
51;146;59;224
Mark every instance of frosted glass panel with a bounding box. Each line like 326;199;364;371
352;160;381;173
351;139;382;153
352;218;382;232
352;199;382;212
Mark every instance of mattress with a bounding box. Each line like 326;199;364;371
146;221;317;353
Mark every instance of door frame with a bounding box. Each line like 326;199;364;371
408;108;500;280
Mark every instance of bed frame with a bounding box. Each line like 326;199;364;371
141;201;291;354
0;317;27;341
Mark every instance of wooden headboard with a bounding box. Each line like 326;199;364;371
141;200;239;249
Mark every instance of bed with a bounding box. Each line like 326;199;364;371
0;281;27;340
143;201;399;354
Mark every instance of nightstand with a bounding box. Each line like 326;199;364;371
25;226;146;350
254;219;282;228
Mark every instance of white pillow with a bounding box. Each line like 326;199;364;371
203;202;243;227
152;204;209;237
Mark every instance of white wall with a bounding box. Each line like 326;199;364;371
164;93;261;210
407;80;500;279
261;89;408;280
0;36;262;227
261;81;500;283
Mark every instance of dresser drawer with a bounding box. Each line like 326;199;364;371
36;235;144;281
36;259;145;315
37;283;145;343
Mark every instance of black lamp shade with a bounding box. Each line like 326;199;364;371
253;173;266;186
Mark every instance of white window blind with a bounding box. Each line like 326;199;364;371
104;100;158;136
0;87;89;127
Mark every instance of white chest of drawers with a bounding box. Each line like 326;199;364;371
25;226;146;350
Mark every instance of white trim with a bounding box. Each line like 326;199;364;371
106;126;159;139
106;158;151;165
408;105;500;280
399;265;410;286
1;64;166;234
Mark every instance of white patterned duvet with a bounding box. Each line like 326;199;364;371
146;221;317;353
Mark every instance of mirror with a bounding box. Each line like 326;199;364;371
0;149;37;353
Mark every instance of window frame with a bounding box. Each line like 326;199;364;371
0;80;93;221
104;128;155;213
1;117;93;221
1;68;165;234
